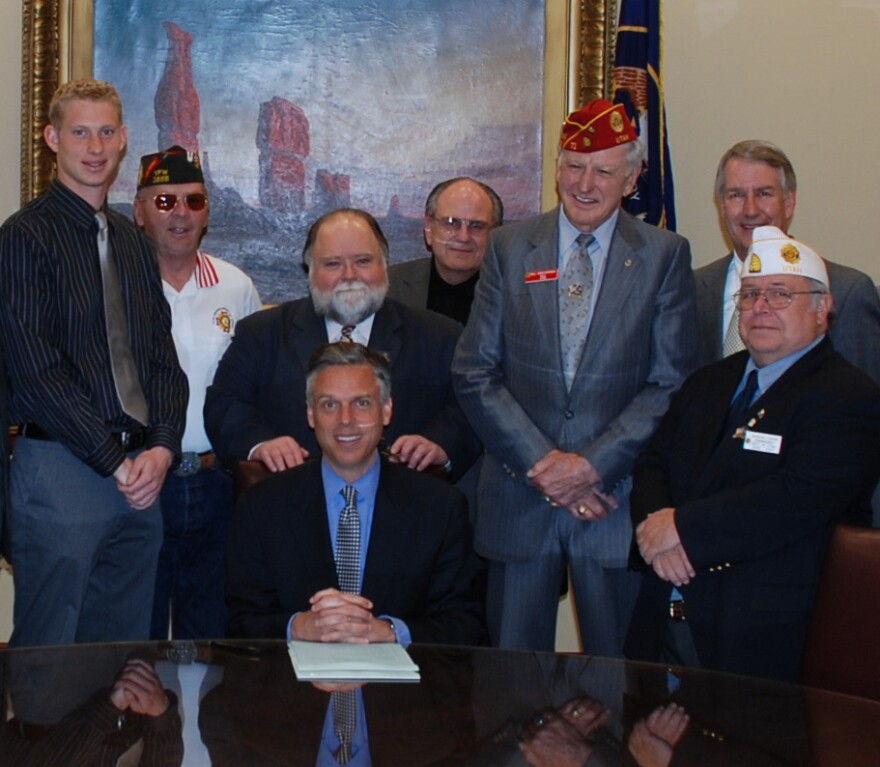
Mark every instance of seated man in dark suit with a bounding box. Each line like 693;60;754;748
625;226;880;682
226;341;484;645
205;207;480;481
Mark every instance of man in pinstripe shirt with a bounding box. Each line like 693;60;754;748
0;80;187;647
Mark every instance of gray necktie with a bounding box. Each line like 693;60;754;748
95;212;149;425
332;485;361;764
559;233;595;389
722;308;745;356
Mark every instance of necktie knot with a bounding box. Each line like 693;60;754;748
576;232;595;253
340;325;356;342
95;211;108;241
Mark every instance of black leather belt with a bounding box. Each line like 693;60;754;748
20;423;147;452
669;599;687;622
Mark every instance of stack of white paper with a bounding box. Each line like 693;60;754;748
288;641;421;682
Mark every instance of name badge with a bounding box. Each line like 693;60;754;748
743;431;782;454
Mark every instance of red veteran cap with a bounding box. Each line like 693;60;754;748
559;99;637;153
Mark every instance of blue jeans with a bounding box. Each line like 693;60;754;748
150;466;233;639
9;438;162;648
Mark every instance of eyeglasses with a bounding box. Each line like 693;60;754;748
431;215;491;235
146;193;209;212
734;287;825;310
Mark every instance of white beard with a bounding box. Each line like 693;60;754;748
310;278;388;325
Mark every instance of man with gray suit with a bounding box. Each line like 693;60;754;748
695;139;880;383
452;100;698;656
388;177;503;324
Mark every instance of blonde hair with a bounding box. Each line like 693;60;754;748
48;79;123;128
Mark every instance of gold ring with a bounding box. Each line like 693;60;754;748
578;505;589;516
572;708;582;718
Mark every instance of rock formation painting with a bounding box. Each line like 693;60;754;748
95;0;544;303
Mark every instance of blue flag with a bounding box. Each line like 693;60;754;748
613;0;676;230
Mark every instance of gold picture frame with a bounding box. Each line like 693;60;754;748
20;0;617;208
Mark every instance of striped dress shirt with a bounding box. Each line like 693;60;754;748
0;180;187;476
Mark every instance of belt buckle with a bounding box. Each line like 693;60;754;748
669;599;686;622
175;451;201;477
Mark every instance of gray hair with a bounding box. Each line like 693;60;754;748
715;140;797;199
305;342;392;405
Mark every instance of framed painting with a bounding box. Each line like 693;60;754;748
21;0;617;302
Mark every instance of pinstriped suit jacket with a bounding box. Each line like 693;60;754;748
452;208;698;564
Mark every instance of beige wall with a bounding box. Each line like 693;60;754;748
665;0;880;281
1;1;878;644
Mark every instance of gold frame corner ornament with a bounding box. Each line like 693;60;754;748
20;0;617;208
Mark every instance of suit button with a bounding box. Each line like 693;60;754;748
565;410;574;419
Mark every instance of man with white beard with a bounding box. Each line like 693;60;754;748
205;208;480;480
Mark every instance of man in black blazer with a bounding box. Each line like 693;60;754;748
205;207;480;481
388;176;503;325
625;226;880;682
226;341;484;645
695;139;880;384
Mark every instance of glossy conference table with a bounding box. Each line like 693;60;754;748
2;639;879;766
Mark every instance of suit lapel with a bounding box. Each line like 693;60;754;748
362;463;412;604
578;212;643;367
521;211;564;370
293;463;338;583
289;299;329;376
367;301;403;365
690;340;835;497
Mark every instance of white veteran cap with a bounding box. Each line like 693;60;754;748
741;226;829;289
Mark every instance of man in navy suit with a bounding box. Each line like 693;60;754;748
205;208;480;480
453;100;698;656
626;226;880;681
695;139;880;383
226;341;483;645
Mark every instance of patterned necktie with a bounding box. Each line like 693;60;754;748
333;485;361;764
332;691;357;765
559;233;595;389
336;485;361;594
95;212;150;425
340;325;356;343
723;308;745;356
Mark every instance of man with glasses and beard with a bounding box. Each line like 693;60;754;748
205;208;480;481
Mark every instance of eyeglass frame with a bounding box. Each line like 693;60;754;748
734;287;826;311
143;192;209;213
430;215;492;235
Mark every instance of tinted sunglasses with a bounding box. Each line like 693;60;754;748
147;193;209;212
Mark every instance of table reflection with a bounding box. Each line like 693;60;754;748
1;641;878;766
